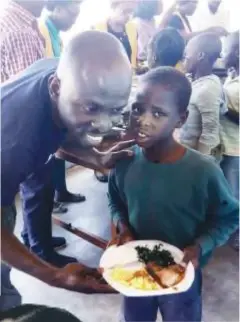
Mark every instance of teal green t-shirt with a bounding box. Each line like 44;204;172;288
108;146;239;266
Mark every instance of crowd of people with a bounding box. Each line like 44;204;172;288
1;0;239;321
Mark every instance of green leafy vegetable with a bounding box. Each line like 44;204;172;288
135;244;175;267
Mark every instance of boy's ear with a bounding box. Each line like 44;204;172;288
176;111;189;128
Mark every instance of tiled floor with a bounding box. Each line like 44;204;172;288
12;167;239;322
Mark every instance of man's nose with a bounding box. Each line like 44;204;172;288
91;114;113;133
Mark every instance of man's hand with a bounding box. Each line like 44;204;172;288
52;263;116;294
183;245;201;268
93;140;135;169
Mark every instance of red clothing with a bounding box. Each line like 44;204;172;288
0;1;45;83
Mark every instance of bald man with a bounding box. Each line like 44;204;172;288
1;31;133;308
180;32;226;156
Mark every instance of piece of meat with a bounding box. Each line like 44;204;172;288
147;263;185;288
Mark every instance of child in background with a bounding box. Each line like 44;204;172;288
108;67;238;322
221;31;239;250
180;32;226;157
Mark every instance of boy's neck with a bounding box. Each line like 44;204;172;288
143;137;186;163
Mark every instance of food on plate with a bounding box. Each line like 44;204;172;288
135;244;175;267
110;267;160;290
147;263;185;288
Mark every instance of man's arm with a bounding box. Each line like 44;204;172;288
197;85;222;154
196;164;239;256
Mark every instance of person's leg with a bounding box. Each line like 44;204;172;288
121;296;158;322
158;270;202;322
54;157;86;203
220;155;239;250
20;159;77;267
1;205;22;311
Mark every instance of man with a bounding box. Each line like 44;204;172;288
0;0;75;272
1;31;134;310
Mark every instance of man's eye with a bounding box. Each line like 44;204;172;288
111;107;123;115
84;103;101;113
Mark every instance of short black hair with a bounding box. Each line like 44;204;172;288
149;28;185;67
0;304;82;322
134;0;159;20
141;67;192;113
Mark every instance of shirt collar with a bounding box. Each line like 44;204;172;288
7;1;37;28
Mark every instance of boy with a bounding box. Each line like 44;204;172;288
108;67;239;322
220;31;239;250
180;32;226;157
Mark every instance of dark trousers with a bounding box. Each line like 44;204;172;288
54;158;67;194
20;158;55;257
122;270;202;322
220;155;239;200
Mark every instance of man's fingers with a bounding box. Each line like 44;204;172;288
111;150;134;162
110;140;135;152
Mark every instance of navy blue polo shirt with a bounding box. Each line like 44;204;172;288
1;58;67;206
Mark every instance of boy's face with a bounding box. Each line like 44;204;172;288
55;2;82;31
130;82;186;149
222;36;239;70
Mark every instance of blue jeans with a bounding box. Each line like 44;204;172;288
220;155;239;200
122;270;202;322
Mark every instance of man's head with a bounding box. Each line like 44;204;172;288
148;28;185;69
45;0;82;31
176;0;198;16
184;32;222;76
222;31;239;71
130;67;191;148
208;0;222;15
134;0;162;21
15;0;45;17
109;0;137;26
49;31;132;147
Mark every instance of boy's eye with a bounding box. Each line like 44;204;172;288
84;103;101;113
153;111;161;118
110;106;124;115
132;103;142;114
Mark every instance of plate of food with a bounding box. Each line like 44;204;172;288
99;240;195;297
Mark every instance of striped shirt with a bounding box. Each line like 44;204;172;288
180;75;227;155
0;1;45;83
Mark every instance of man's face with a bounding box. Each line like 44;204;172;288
55;2;82;31
183;39;200;75
24;0;46;17
208;0;222;14
112;1;137;26
130;82;184;149
51;63;132;147
178;0;198;16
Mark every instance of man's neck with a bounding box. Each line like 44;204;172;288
47;16;61;32
143;138;186;163
193;65;213;81
108;18;124;32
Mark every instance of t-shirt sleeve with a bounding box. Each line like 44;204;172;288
196;163;239;256
166;15;185;30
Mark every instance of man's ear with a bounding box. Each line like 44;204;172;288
48;74;60;103
198;52;205;61
176;111;188;128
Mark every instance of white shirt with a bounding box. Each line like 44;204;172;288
190;0;231;32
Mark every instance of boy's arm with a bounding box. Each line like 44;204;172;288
196;165;239;256
197;85;222;154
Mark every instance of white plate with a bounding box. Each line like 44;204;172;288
100;240;195;297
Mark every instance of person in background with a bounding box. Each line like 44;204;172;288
0;304;82;322
39;0;86;214
108;67;239;322
190;0;231;33
221;31;239;250
133;0;163;64
165;0;227;40
93;0;138;183
180;33;226;156
147;27;185;70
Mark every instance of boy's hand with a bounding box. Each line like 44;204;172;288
108;224;135;247
183;245;201;268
